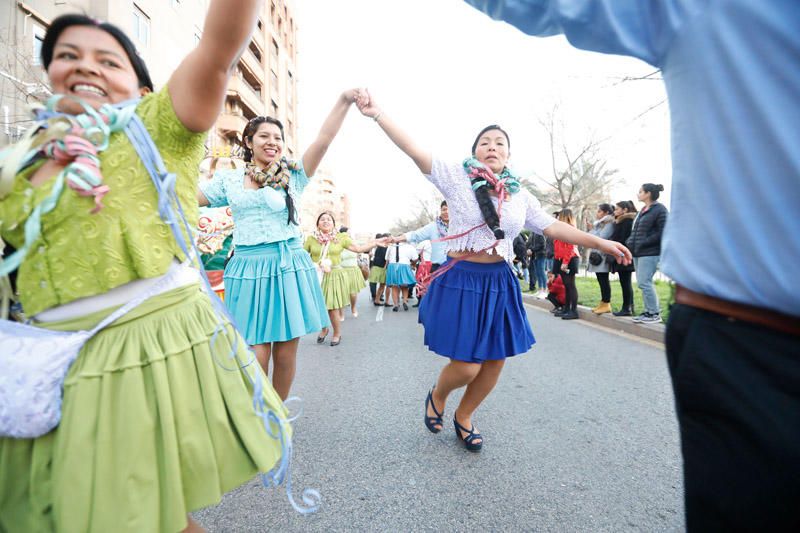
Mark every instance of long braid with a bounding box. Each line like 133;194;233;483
470;178;504;239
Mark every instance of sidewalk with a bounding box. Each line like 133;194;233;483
521;292;666;344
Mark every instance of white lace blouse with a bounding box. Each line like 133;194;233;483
424;157;556;262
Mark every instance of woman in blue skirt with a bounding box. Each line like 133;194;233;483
355;90;632;451
199;91;359;399
385;242;419;311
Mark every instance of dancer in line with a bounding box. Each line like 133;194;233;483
338;227;366;318
355;90;630;451
392;200;449;307
304;212;387;346
0;7;289;532
368;233;390;306
384;241;419;312
199;90;360;398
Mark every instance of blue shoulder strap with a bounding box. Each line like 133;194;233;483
123;110;320;514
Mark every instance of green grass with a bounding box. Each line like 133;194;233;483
523;275;675;322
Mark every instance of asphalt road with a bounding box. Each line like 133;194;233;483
194;292;684;532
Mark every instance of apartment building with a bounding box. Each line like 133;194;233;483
0;0;299;157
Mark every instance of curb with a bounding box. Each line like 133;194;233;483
521;293;666;345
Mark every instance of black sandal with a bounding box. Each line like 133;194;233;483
316;328;329;344
453;415;483;452
424;388;443;433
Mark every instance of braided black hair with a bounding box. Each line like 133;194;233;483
241;116;298;225
470;125;510;239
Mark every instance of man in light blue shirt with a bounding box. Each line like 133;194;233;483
397;200;449;267
463;1;800;530
393;201;449;307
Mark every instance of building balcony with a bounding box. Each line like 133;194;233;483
226;75;265;118
216;113;247;140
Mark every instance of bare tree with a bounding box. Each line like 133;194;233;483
528;106;620;231
390;194;443;235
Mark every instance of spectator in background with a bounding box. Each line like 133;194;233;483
545;271;566;313
512;231;529;283
627;183;668;324
610;201;637;317
553;209;580;320
586;204;616;314
545;212;558;272
526;231;548;297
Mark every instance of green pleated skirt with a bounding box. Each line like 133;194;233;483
367;265;386;284
343;265;366;295
320;267;350;310
0;283;288;533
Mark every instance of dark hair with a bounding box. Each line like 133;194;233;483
339;226;349;233
641;183;664;201
469;125;511;239
440;200;447;208
558;208;576;226
598;203;614;215
316;211;336;229
241;116;297;224
616;200;638;214
42;14;154;91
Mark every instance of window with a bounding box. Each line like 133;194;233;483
270;70;278;92
287;71;293;106
271;39;279;64
132;6;151;47
171;0;180;7
32;25;46;65
271;99;278;117
194;29;202;46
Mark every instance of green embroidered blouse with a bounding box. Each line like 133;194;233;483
303;234;353;267
0;86;206;316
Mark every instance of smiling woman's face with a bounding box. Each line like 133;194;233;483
47;25;142;113
473;128;509;174
317;213;334;232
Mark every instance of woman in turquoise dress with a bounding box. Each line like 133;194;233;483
0;6;292;532
199;92;359;398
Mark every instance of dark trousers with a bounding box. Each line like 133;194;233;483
595;272;611;303
546;293;562;309
560;258;579;312
666;304;800;532
617;270;634;311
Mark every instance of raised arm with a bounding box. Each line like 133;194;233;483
544;221;632;265
168;0;262;132
301;90;358;177
355;89;432;175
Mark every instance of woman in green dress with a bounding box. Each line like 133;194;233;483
0;6;294;532
338;226;367;318
304;213;385;346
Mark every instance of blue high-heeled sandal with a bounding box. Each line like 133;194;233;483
424;388;443;433
453;415;483;452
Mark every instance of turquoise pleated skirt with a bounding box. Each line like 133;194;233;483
223;238;331;344
386;263;417;286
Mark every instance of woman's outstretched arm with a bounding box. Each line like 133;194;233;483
355;89;432;175
168;0;263;133
544;221;632;265
302;90;359;177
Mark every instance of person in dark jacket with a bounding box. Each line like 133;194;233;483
526;232;547;295
626;184;668;323
512;232;529;283
610;200;638;316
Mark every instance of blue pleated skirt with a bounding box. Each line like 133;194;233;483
418;260;536;362
386;263;417;286
223;238;330;344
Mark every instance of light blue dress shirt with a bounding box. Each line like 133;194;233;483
200;162;309;246
464;0;800;316
406;222;448;264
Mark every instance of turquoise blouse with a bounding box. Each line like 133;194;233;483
200;162;309;246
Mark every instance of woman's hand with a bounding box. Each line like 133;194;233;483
341;88;360;105
355;88;381;119
597;239;632;265
375;236;391;247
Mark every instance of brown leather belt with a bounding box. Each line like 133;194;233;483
675;285;800;337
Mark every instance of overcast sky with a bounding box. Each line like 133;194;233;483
294;0;671;233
